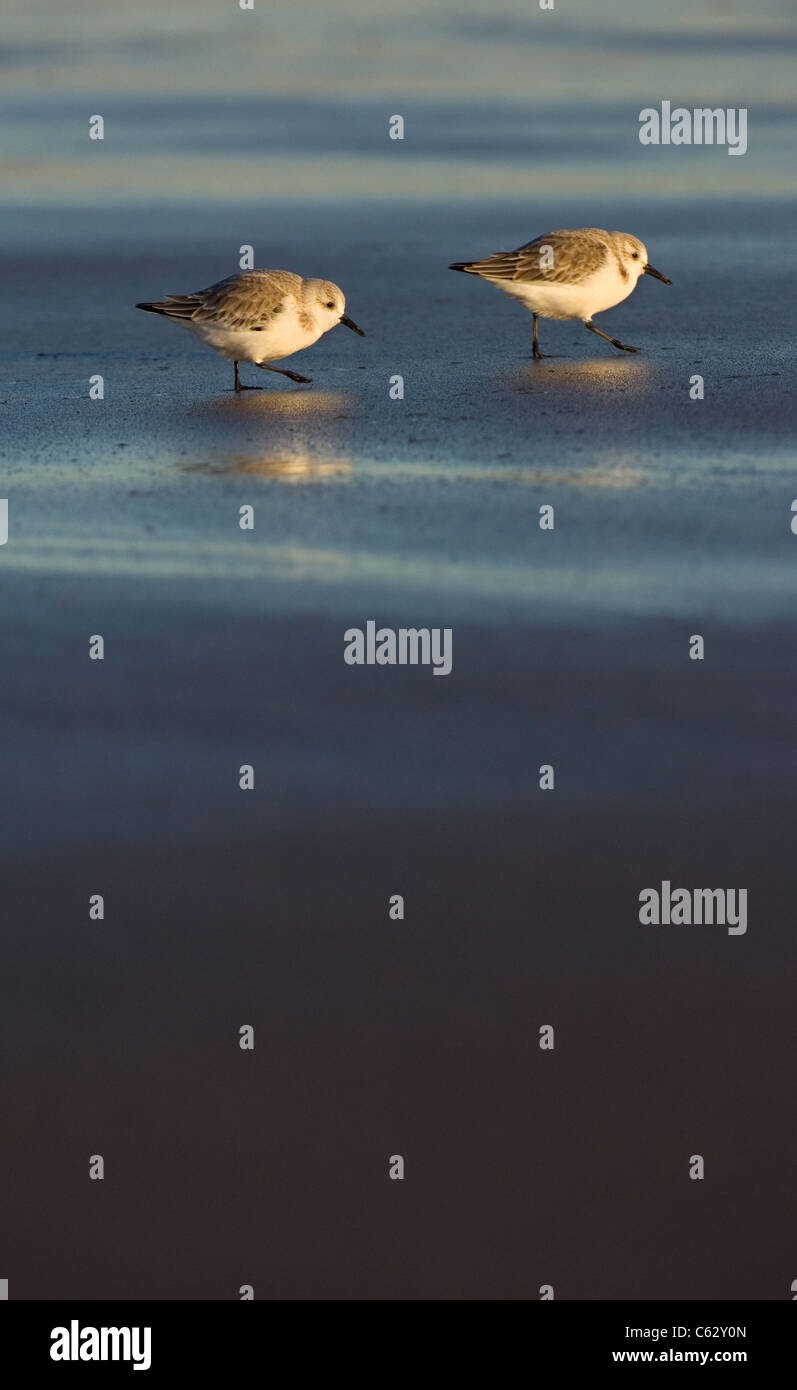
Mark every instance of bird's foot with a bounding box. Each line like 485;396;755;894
532;347;546;360
283;370;313;384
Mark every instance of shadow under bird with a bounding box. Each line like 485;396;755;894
449;227;671;358
136;269;365;390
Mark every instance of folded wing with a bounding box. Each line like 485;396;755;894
451;230;609;285
136;270;302;329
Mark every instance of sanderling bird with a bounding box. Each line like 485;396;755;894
449;227;671;358
136;269;364;390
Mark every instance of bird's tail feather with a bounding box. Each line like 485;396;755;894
136;297;201;320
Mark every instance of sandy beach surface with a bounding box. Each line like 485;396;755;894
2;194;795;1298
2;0;796;1300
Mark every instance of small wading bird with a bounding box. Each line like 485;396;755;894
449;227;671;358
136;269;364;390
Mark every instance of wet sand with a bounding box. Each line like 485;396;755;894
1;192;796;1296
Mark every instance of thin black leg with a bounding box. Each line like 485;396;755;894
584;320;638;353
233;361;242;391
257;363;313;384
532;314;545;360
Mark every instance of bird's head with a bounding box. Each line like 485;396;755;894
304;279;365;335
611;232;671;286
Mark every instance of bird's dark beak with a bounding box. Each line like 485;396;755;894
644;264;671;284
340;314;365;336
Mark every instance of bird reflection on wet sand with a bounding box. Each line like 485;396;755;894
504;356;655;395
182;451;352;483
188;388;354;419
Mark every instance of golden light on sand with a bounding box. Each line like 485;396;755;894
504;357;656;394
181;451;352;483
219;453;352;482
189;389;354;420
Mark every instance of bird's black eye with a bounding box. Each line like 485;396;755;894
326;300;335;308
631;252;639;259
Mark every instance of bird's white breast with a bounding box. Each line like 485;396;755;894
497;262;640;321
184;313;323;363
